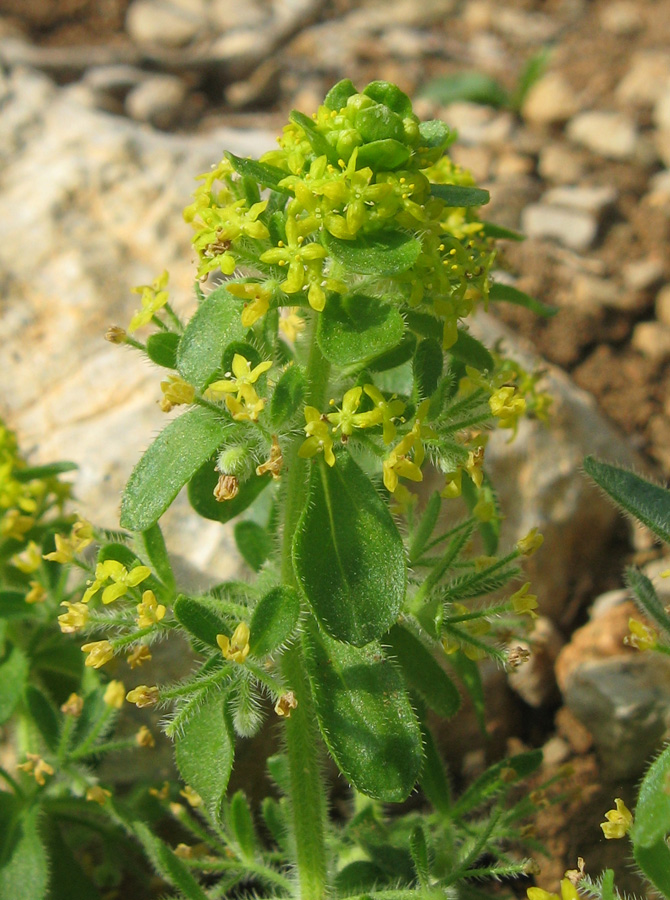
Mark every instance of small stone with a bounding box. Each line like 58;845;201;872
382;26;434;60
521;204;598;251
654;91;670;132
645;169;670;205
449;144;492;182
125;0;206;48
541;735;571;767
600;0;643;35
507;617;564;708
83;65;148;100
631;321;670;361
622;258;665;292
125;75;188;128
655;284;670;326
654;131;670;168
494;152;534;179
440;102;514;147
565;274;622;312
225;59;281;110
537;143;585;184
542;184;617;215
207;0;265;31
495;8;560;43
522;73;579;125
617;51;670;107
567;110;638;161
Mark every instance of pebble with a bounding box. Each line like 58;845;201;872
449;144;492;182
125;0;206;47
440;102;514;147
537;143;585;184
565;274;623;312
521;203;598;251
622;258;665;292
541;735;571;767
654;131;670;168
616;51;670;107
645;169;670;205
631;321;670;361
493;151;534;180
521;73;579;125
599;0;643;35
655;284;670;326
507;617;564;708
82;65;148;99
495;7;560;43
654;90;670;132
207;0;266;31
567;110;639;161
542;184;617;215
225;59;281;110
125;74;189;128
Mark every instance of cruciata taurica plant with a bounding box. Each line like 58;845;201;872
67;80;558;898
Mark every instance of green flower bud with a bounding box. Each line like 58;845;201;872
216;445;254;480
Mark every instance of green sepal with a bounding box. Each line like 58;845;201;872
304;621;423;801
249;586;300;657
270;365;305;428
363;81;414;117
0;806;49;900
0;591;30;619
173;595;229;648
225;151;289;192
0;646;29;724
324;79;357;110
293;454;405;646
134;821;209;900
625;566;670;634
419;723;451;815
451;749;543;816
450;328;494;372
367;331;417;372
177;287;245;390
227;790;257;863
234;521;272;572
174;691;234;826
120;406;229;531
430;183;490;207
356;139;410;170
25;686;60;752
140;523;176;594
146;331;180;369
317;292;405;367
413;339;443;399
417;120;453;154
188;462;272;524
387;623;461;718
323;230;422;277
261;796;290;853
584;456;670;544
480;221;525;241
489;281;558;317
289;109;337;163
12;461;77;482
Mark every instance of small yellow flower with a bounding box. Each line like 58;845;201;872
625;618;658;651
71;519;94;553
180;785;203;808
18;754;54;786
160;375;195;413
274;691;298;718
527;880;580;900
11;540;42;573
43;534;75;564
517;528;544;557
136;590;166;629
489;385;526;433
362;385;405;444
149;781;170;800
103;680;126;708
82;559;151;605
86;785;112;805
58;601;89;633
217;622;250;663
105;325;127;344
128;270;169;333
441;469;462;499
600;798;633;839
298;407;335;467
1;510;34;540
82;640;114;668
206;354;272;422
256;435;283;480
25;581;46;604
226;282;272;327
327;387;382;437
60;693;84;717
278;308;305;343
127;645;152;669
510;582;539;619
126;685;160;708
136;725;155;748
465;446;485;489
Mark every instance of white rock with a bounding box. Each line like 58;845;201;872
567;110;638;161
82;65;148;98
616;51;670;107
125;0;207;47
655;284;670;326
207;0;266;31
631;322;670;361
654;90;670;132
125;74;188;127
521;73;579;125
537;143;585;184
654;130;670;168
600;0;642;35
507;617;564;707
622;258;665;291
440;102;514;146
521;203;598;251
495;8;560;42
564;274;623;312
542;184;617;215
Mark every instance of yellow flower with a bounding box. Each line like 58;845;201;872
278;308;305;343
127;645;152;669
136;725;155;748
327;387;382;436
18;753;54;786
206;353;272;422
126;685;160;708
527;878;580;900
442;603;491;660
441;469;462;499
517;528;544;557
489;385;526;433
510;582;539;619
1;509;34;540
103;680;126;708
226;282;272;327
465;446;485;488
180;785;203;808
274;691;298;718
86;785;112;805
11;540;42;573
60;693;84;717
58;601;89;633
71;519;94;553
625;618;658;651
128;270;169;333
363;385;405;444
298;407;335;467
136;590;166;629
82;559;151;604
25;581;46;604
383;400;433;494
217;622;250;663
82;640;114;669
43;534;75;564
600;798;633;839
160;375;195;413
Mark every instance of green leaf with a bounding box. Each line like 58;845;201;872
225;152;289;191
134;821;209;900
356;139;410;170
0;646;28;724
625;567;670;634
452;750;543;816
419;724;451;815
600;869;615;900
480;222;525;242
446;650;485;733
188;461;271;524
0;806;49;900
234;521;272;572
25;686;60;752
450;328;494;372
419;71;509;108
146;331;180;369
324;79;357;110
584;456;670;544
489;281;558;317
227;791;256;862
290;110;337;163
409;825;430;886
387;624;461;718
413;339;443;399
354;103;404;143
511;47;550;111
261;797;290;853
293;454;406;646
174;692;234;826
418;120;452;152
177;287;245;390
140;523;176;593
633;744;670;895
304;622;423;801
0;591;31;619
430;183;490;207
43;819;99;900
363;81;414;117
323;230;421;277
174;595;229;648
409;492;441;564
405;310;442;341
120;407;229;531
12;462;77;481
249;586;300;657
367;331;417;372
318;292;405;367
270;365;305;428
334;861;387;894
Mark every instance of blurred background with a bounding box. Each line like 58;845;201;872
2;0;670;891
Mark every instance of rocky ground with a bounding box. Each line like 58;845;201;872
3;0;670;895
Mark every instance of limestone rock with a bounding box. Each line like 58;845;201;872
655;283;670;326
522;73;579;125
599;1;642;35
125;0;207;47
631;322;670;361
439;102;514;147
541;184;617;215
537;143;585;184
521;203;598;251
125;74;188;127
616;51;670;107
507;617;565;708
567;110;638;161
